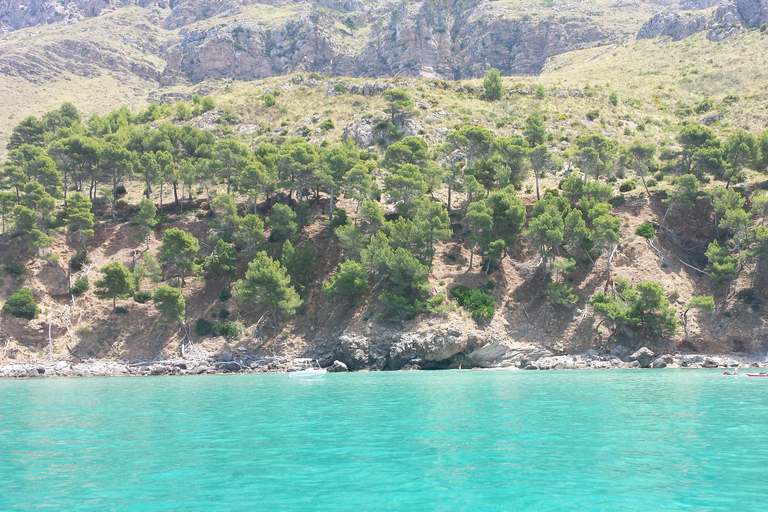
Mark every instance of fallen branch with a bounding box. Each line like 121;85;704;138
646;238;671;267
678;257;710;276
522;306;534;327
577;304;590;326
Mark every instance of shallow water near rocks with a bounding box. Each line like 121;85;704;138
1;369;767;510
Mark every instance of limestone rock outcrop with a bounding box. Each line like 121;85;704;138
629;347;655;368
636;12;708;40
637;0;768;42
325;326;553;371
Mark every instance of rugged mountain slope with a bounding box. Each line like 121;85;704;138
1;0;663;85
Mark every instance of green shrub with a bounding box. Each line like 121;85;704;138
334;83;349;94
646;179;657;188
619;181;636;193
328;207;349;229
609;195;626;207
590;278;679;337
70;276;90;295
69;252;92;272
2;289;40;319
114;306;129;314
212;320;245;339
545;282;578;307
133;290;153;304
586;110;600;121
218;308;230;320
450;285;495;320
196;318;214;336
264;94;276;107
219;287;232;302
3;261;26;277
635;222;655;239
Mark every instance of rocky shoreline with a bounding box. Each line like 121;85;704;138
1;346;766;379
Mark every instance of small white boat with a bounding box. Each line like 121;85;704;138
289;359;327;379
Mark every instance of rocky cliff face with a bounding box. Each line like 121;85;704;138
2;0;623;84
0;0;158;33
637;0;768;41
3;0;761;85
163;1;616;81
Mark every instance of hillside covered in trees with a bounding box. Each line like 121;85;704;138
1;75;767;368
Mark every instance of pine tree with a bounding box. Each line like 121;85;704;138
65;192;94;253
94;262;135;310
233;251;302;324
204;239;239;280
482;68;503;101
267;203;297;242
323;261;368;298
153;285;186;323
159;227;200;286
137;197;157;250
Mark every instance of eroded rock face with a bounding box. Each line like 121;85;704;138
0;0;167;33
637;0;767;42
330;327;552;370
629;347;655;368
735;0;768;27
161;0;617;82
637;12;707;40
0;38;161;83
0;0;631;84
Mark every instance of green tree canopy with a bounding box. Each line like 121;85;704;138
65;192;94;252
323;260;368;298
523;110;547;148
381;89;415;121
233;251;303;323
482;68;503;101
159;227;200;286
590;278;678;337
94;262;135;309
153;285;186;323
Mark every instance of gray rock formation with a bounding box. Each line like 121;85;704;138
636;12;708;40
735;0;768;27
329;326;553;370
637;0;767;42
327;360;348;372
629;347;655;368
4;0;620;84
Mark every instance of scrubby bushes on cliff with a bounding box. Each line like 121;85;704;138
194;318;244;339
3;95;768;339
635;222;655;239
450;285;495;321
590;278;679;337
2;289;40;319
70;276;89;295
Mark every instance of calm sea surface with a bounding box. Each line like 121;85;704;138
1;369;767;511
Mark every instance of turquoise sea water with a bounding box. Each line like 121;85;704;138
1;370;767;511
